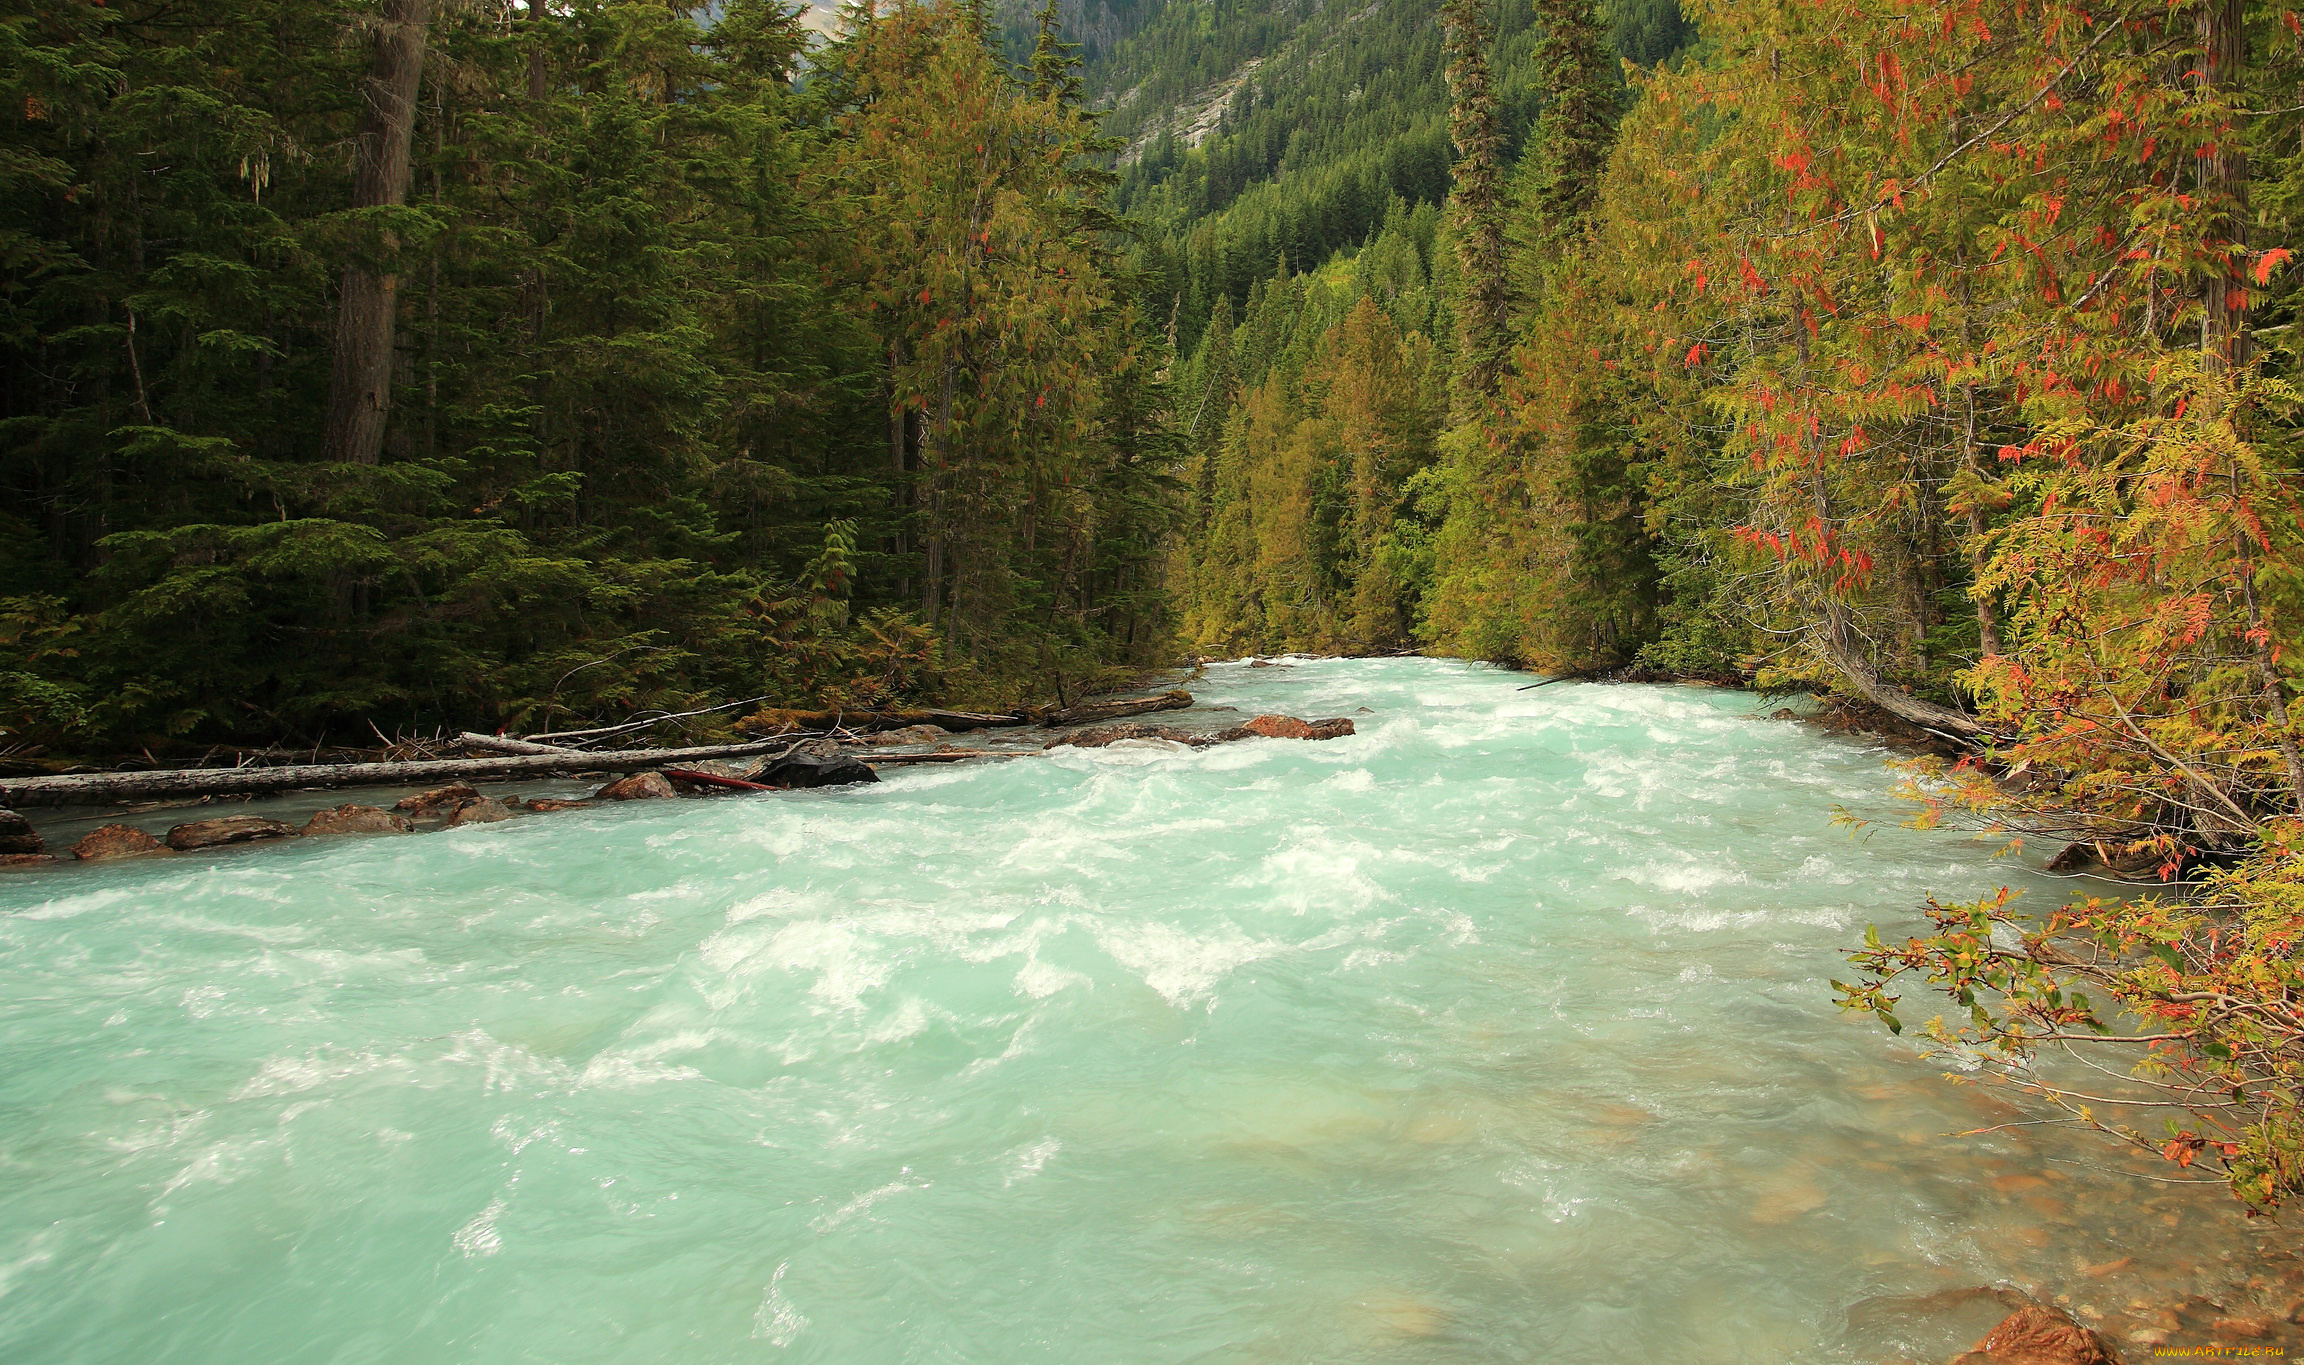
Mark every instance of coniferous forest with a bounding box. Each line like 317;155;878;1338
10;0;2304;1212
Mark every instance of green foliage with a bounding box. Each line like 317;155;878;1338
0;0;1180;750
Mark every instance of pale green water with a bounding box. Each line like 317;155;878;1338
0;660;2277;1363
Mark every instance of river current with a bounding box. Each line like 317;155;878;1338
0;659;2287;1362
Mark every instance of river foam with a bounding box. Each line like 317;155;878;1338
0;659;2285;1362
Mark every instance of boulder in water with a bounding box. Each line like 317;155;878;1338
1;853;58;869
447;796;516;825
748;752;878;788
397;783;479;816
1046;722;1205;749
592;771;677;801
525;797;592;812
72;824;174;861
166;815;300;850
302;804;413;837
1949;1302;2121;1364
863;724;947;746
1219;714;1355;741
0;807;42;856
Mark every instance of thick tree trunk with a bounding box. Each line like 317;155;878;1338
322;0;433;466
1812;605;1987;740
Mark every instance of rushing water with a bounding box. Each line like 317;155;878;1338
0;659;2289;1364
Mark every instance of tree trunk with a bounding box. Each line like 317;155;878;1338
2197;0;2248;370
1812;605;1987;740
322;0;434;466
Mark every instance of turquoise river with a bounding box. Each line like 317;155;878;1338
0;659;2289;1363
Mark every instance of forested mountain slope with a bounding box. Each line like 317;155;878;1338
1093;0;1687;351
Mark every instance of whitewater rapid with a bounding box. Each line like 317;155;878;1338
0;659;2278;1362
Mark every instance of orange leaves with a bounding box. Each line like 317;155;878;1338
2256;248;2295;287
1683;341;1710;368
1733;518;1874;590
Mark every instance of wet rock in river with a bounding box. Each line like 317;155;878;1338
397;783;480;816
166;815;300;850
863;724;947;746
1046;722;1205;749
592;771;677;801
447;797;516;825
0;807;42;855
301;804;413;837
71;824;175;861
1218;714;1355;741
525;797;591;812
747;752;878;788
1949;1302;2121;1364
0;853;58;869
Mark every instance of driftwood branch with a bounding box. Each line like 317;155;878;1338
458;731;577;755
0;737;827;808
524;695;767;745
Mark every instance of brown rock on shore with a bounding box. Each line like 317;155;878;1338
166;815;300;850
72;824;175;861
301;805;413;837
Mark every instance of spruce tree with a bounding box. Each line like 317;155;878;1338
1439;0;1510;400
1520;0;1617;251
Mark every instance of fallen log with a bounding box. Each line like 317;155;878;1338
523;695;767;746
459;731;577;755
0;737;823;809
863;750;1034;765
661;767;778;792
1033;690;1194;728
740;706;1026;735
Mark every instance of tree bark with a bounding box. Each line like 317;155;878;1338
2197;0;2248;370
1812;607;1988;740
322;0;434;466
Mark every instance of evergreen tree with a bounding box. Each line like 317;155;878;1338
1440;0;1511;400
